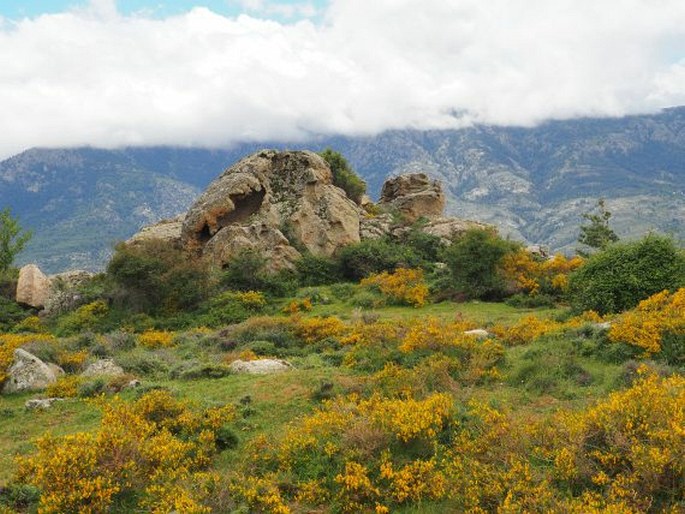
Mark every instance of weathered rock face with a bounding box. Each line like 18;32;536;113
181;150;362;270
16;264;50;309
2;349;60;394
127;215;183;247
379;173;445;222
45;269;95;315
81;359;125;377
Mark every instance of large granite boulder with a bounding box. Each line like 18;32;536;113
81;359;125;377
379;173;445;222
181;150;363;270
1;349;61;394
16;264;50;309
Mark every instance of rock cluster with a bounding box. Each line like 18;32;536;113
15;266;94;311
128;150;486;271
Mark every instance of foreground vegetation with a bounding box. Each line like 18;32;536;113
0;220;683;512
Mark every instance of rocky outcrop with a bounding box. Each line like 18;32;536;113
16;264;50;309
25;398;64;410
127;215;184;247
44;269;95;315
181;150;362;270
229;358;293;374
127;150;487;269
1;349;61;394
379;173;445;222
81;359;125;377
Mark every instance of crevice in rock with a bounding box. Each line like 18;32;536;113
220;188;266;225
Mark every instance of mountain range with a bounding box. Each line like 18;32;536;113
1;107;683;273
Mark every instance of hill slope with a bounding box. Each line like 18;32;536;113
1;107;684;272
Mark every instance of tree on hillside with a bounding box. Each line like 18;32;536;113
577;198;619;257
318;148;367;204
442;228;520;300
0;207;32;274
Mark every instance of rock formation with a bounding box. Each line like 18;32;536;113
81;359;125;377
181;150;362;271
16;264;51;309
15;265;94;313
1;349;61;394
379;173;445;222
128;150;486;270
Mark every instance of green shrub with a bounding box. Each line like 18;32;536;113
221;249;297;297
337;238;422;281
568;234;685;314
107;240;213;315
295;253;342;286
319;148;367;204
442;228;519;300
0;296;28;331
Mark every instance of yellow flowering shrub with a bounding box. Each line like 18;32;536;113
56;349;89;373
399;317;477;352
501;250;584;296
45;375;83;398
608;288;685;356
55;300;109;334
15;390;235;513
138;329;175;348
0;333;56;385
233;290;267;309
12;315;45;333
282;298;312;314
547;370;685;512
360;268;429;307
293;315;346;344
229;475;291;514
491;315;562;346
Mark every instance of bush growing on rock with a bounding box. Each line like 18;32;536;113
318;148;367;204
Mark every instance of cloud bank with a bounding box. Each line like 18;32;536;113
0;0;684;159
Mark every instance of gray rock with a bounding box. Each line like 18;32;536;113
229;359;293;374
81;359;125;377
127;215;184;247
2;349;60;394
25;398;64;410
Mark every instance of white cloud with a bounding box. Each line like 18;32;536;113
0;0;684;159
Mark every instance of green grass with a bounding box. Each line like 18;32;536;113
0;394;101;485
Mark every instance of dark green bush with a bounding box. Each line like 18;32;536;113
442;228;519;300
568;234;685;314
295;253;342;286
337;238;422;281
319;148;366;204
107;240;214;315
215;425;239;451
0;296;29;331
221;249;297;297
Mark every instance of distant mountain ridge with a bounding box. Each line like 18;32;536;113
1;107;683;273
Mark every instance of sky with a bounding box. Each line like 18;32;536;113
0;0;684;159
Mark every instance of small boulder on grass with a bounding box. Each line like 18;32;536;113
464;329;490;339
81;359;125;377
229;359;293;374
2;349;61;394
25;398;64;410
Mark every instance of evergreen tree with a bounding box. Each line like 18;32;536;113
577;199;618;257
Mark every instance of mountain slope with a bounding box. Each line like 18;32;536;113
1;108;683;272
